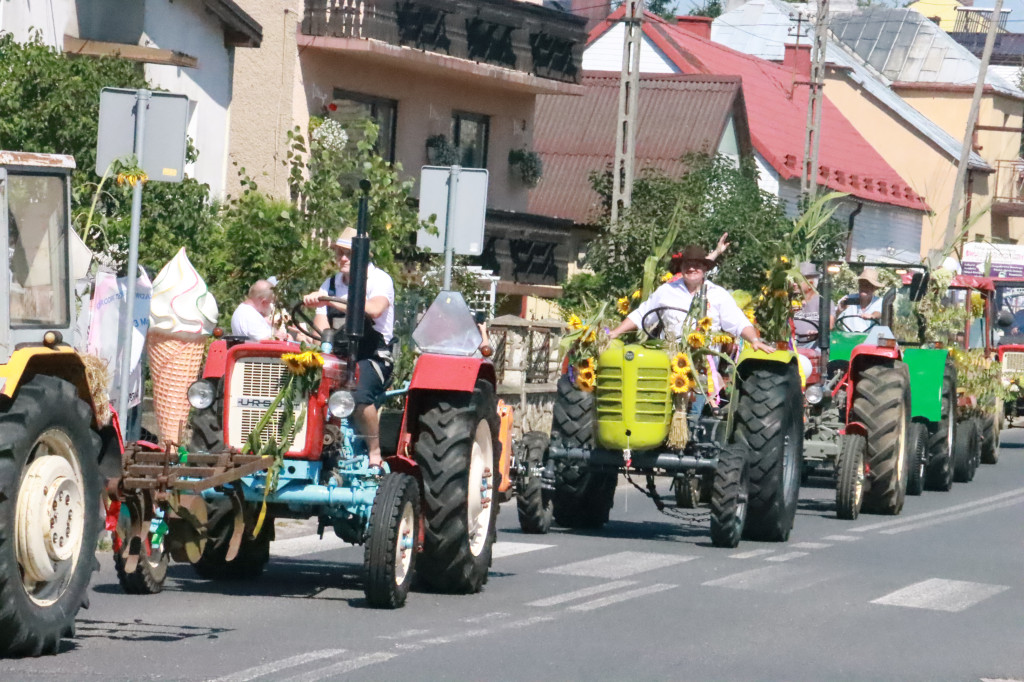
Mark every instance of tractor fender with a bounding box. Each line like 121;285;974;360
843;421;868;439
845;348;900;419
735;346;800;384
902;347;949;423
203;339;230;379
0;346;101;427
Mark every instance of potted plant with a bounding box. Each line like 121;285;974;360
508;148;543;187
425;134;459;165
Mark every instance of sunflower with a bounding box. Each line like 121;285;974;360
576;373;595;392
578;356;595;372
631;289;641;301
773;289;788;299
790;299;802;311
660;272;673;283
670;372;691;394
744;308;757;325
671;352;691;373
697;316;712;332
567;314;583;331
582;327;597;344
713;333;734;346
779;255;790;265
706;367;715;395
578;366;596;383
617;297;630;316
687;331;706;349
281;350;324;376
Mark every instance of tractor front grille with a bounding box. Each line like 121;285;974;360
634;367;670;422
1003;351;1024;373
226;357;309;452
595;366;622;422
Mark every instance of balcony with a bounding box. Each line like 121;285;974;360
301;0;586;93
993;159;1024;217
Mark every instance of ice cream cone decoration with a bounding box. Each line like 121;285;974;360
147;248;218;445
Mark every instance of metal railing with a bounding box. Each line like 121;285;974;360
993;160;1024;205
301;0;585;84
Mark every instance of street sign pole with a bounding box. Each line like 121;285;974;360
116;89;150;422
442;165;460;290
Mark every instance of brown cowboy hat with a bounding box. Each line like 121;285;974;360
669;245;715;273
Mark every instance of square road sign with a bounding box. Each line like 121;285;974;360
417;166;489;256
96;88;190;183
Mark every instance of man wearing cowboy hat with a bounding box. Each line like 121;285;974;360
836;266;883;334
608;243;775;354
303;227;395;467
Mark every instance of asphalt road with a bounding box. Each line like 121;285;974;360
5;431;1024;682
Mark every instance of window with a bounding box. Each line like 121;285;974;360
328;90;398;161
451;112;489;168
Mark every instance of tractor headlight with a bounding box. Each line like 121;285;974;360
187;380;215;410
805;385;824;405
328;390;356;418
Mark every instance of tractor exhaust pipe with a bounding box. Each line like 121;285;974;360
346;180;372;387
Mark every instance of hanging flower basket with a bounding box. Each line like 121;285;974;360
508;148;543;187
425;134;459;166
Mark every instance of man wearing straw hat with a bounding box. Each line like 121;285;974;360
836;267;883;334
303;227;395;468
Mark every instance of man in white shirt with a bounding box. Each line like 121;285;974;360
231;280;282;341
835;267;884;334
608;244;774;354
303;227;395;467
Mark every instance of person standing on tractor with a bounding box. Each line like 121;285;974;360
608;244;775;355
836;267;883;333
303;227;395;468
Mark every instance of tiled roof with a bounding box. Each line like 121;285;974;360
711;0;990;171
589;8;929;211
527;73;751;223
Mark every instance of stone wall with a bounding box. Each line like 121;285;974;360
489;315;563;438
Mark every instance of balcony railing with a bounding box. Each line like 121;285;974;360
302;0;587;84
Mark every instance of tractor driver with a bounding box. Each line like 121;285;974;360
302;227;395;469
608;244;775;355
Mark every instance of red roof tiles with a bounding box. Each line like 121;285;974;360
586;8;929;213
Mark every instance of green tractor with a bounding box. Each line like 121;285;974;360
548;308;804;548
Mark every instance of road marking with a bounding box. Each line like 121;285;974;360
492;542;554;559
281;652;398;681
211;649;348;682
850;488;1024;534
822;534;860;542
463;611;509;623
765;551;809;562
703;565;838;594
541;551;695;579
417;615;556;645
526;580;638;607
271;534;349;558
880;496;1024;535
567;584;676;612
872;578;1009;612
729;549;775;559
790;542;832;550
377;629;430;640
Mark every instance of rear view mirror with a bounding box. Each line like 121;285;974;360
908;271;930;302
997;310;1014;328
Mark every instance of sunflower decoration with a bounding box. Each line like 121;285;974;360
661;272;674;283
712;332;735;346
576;366;596;392
281;350;325;376
567;314;583;331
616;296;631;316
577;356;595;372
706;366;715;396
631;289;641;301
697;316;713;333
670;371;693;394
671;352;691;373
581;326;597;344
116;170;149;187
687;331;706;350
744;308;757;325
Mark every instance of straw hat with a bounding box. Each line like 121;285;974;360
332;227;357;251
858;267;883;288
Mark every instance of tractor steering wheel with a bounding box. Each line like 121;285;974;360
289;296;347;342
793;315;821;345
640;306;695;338
834;314;878;333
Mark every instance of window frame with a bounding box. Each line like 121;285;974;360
330;88;398;162
451;111;490;169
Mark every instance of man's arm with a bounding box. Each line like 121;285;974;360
365;295;390;319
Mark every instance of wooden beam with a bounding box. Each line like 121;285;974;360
63;36;199;68
975;124;1024;133
495;281;563;297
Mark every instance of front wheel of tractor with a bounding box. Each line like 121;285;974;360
364;473;420;609
516;431;553;534
709;445;750;548
835;433;866;520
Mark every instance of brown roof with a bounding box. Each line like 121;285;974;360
527;72;752;224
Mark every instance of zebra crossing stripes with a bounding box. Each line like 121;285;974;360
702;565;839;594
492;542;554;559
540;551;696;579
871;579;1009;612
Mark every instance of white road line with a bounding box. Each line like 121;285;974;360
281;652;398;682
880;496;1024;535
702;565;838;594
850;488;1024;533
729;549;775;559
822;535;861;542
541;551;695;579
211;649;348;682
567;584;676;612
377;629;430;640
789;542;832;550
765;551;809;562
492;542;554;559
462;611;509;623
872;578;1009;612
526;580;638;607
417;615;556;645
271;534;349;558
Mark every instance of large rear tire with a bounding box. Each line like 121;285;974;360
953;418;981;483
709;445;749;548
980;411;1000;465
835;433;866;520
516;431;553;534
192;504;272;581
925;362;957;492
905;422;928;497
0;376;102;657
364;473;419;609
550;376;617;529
733;364;802;542
854;363;910;515
414;380;499;594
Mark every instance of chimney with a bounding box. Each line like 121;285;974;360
675;15;713;40
570;0;612;33
784;43;811;78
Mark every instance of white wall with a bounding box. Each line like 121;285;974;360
0;0;75;46
583;23;677;73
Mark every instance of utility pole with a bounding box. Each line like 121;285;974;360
942;0;1003;258
612;0;644;224
801;0;829;200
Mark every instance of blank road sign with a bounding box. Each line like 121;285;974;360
96;88;189;183
417;166;489;256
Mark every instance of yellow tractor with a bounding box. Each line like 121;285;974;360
0;152;110;657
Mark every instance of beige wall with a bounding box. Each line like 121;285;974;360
227;0;303;199
896;89;1024;247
